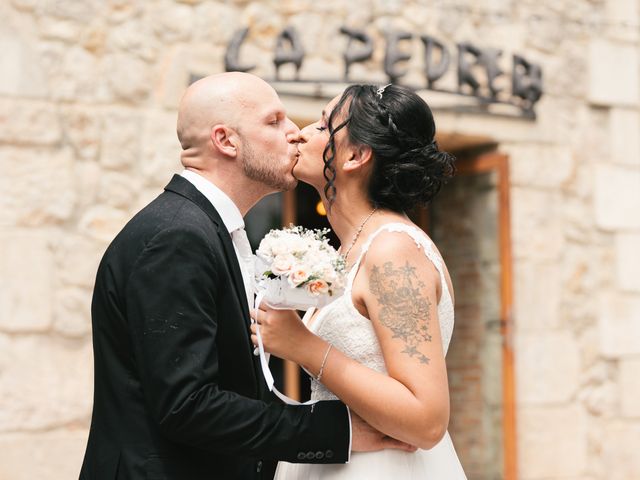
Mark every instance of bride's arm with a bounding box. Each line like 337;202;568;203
252;233;450;450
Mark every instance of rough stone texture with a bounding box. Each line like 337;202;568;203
600;421;640;480
515;331;580;405
0;23;48;98
619;357;640;419
594;164;640;231
0;99;62;146
505;144;575;189
0;429;88;480
104;53;152;103
599;293;640;358
0;232;53;333
610;108;640;168
510;187;565;261
0;334;93;431
589;40;640;107
615;233;640;293
100;110;143;170
1;1;639;479
0;147;76;227
513;260;561;331
518;404;588;478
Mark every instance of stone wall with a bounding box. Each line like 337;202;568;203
1;1;638;479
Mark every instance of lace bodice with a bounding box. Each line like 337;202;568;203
306;223;455;401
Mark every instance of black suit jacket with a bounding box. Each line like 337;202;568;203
80;175;350;479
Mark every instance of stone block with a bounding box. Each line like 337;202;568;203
37;16;81;42
40;44;107;103
601;421;640;480
594;164;640;231
104;54;151;103
610;108;640;168
158;46;189;109
589;40;639;107
74;161;102;210
619;357;640;418
515;331;580;404
0;429;89;480
0;147;76;227
0;233;53;333
599;293;640;357
193;2;240;44
0;24;48;98
0;99;61;146
98;171;142;210
61;106;102;161
78;206;130;243
511;187;565;261
53;233;104;289
53;287;92;338
0;334;92;431
518;404;587;478
577;361;618;417
139;110;182;187
513;260;561;331
148;0;194;43
615;233;640;292
100;110;142;170
106;19;158;62
606;0;639;42
505;144;575;189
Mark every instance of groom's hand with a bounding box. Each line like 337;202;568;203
350;412;417;453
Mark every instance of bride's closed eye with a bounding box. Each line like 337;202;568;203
316;126;327;132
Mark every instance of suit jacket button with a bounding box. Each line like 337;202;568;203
256;460;263;472
325;449;334;459
306;451;315;460
315;451;325;460
297;452;306;460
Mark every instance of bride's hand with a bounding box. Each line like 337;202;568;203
249;304;313;363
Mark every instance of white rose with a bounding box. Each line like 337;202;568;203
271;254;296;275
288;266;310;287
270;240;289;257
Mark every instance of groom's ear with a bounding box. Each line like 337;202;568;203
343;144;373;172
210;124;239;158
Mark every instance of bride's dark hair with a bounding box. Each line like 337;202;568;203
323;84;455;212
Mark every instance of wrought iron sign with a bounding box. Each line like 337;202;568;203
222;26;543;119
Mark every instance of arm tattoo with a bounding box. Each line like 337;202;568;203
369;261;432;364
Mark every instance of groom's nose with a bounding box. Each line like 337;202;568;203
284;117;300;143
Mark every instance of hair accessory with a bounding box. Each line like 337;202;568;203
376;83;392;99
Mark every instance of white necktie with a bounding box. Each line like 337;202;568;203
231;227;255;308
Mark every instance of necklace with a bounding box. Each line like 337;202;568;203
342;208;377;261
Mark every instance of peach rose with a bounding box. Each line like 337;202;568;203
306;279;329;296
288;267;310;287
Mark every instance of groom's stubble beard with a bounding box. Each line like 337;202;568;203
241;138;298;192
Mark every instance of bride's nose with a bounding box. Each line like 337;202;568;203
293;126;311;145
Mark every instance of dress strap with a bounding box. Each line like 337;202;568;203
345;223;448;299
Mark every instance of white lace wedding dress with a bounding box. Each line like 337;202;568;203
275;223;467;479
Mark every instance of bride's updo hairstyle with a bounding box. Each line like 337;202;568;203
323;84;455;212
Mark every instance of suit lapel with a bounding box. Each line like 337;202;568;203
164;175;251;326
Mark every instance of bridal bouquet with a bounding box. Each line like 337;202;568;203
255;225;346;310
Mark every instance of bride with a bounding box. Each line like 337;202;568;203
250;84;467;479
